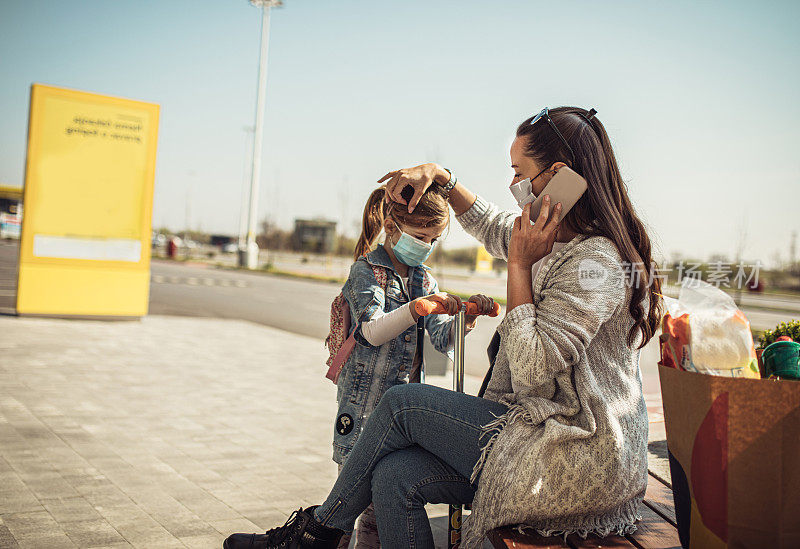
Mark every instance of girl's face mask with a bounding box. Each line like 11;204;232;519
389;219;436;267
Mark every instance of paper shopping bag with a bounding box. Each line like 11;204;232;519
657;364;800;548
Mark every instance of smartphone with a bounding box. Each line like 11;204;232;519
528;166;588;224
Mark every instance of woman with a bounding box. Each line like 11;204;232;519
223;106;664;549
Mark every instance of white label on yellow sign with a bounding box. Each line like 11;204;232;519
33;235;142;262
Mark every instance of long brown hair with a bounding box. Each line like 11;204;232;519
354;184;449;260
516;107;663;349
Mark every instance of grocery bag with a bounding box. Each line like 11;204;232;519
659;278;759;378
657;365;800;548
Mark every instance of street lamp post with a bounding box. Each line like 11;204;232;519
240;0;282;269
238;125;255;252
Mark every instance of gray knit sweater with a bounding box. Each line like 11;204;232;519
456;196;650;548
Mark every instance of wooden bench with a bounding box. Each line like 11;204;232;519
487;470;681;549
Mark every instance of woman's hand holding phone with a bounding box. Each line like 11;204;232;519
506;195;561;314
509;195;562;270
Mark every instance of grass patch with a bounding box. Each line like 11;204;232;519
258;265;345;285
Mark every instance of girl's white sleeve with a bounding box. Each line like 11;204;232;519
363;305;476;348
361;305;416;346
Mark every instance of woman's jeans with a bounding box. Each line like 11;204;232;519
314;383;509;548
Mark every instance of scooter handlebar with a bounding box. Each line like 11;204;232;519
414;298;501;318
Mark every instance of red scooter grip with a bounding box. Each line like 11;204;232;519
415;298;501;318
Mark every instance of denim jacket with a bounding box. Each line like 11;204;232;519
333;245;454;464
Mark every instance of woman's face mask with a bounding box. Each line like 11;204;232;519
389;219;437;267
509;165;550;209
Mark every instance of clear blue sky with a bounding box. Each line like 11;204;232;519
1;0;798;267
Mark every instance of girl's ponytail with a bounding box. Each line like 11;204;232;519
354;186;387;260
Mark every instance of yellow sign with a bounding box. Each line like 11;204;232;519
17;84;159;316
475;245;494;273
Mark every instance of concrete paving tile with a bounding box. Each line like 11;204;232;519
207;517;262;536
15;533;77;549
24;475;80;500
9;461;54;478
213;495;271;517
41;496;104;523
110;517;181;547
56;465;103;477
251;495;306;511
2;510;61;539
160;484;209;501
64;474;116;494
93;503;152;526
78;484;132;506
48;456;97;473
14;470;61;485
236;477;285;496
172;494;241;522
60;518;127;547
0;456;14;471
0;470;27;491
0;519;21;548
0;489;44;514
179;532;226;548
153;516;218;539
130;539;185;549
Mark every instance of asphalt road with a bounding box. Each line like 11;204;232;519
150;260;340;340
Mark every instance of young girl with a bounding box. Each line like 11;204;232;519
334;183;493;548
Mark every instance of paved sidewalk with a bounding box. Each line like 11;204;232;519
0;315;488;548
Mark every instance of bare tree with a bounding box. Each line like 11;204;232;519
733;212;748;306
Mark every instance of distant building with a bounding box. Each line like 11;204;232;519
293;218;337;254
0;185;23;239
210;234;235;248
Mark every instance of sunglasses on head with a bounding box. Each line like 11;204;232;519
527;107;576;168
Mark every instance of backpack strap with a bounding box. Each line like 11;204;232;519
355;255;388;291
348;258;391;331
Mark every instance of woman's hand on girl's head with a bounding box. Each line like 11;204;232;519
508;195;562;270
379;163;447;214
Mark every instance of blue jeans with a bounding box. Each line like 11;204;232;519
314;383;509;548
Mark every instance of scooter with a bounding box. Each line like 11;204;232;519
415;297;500;549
